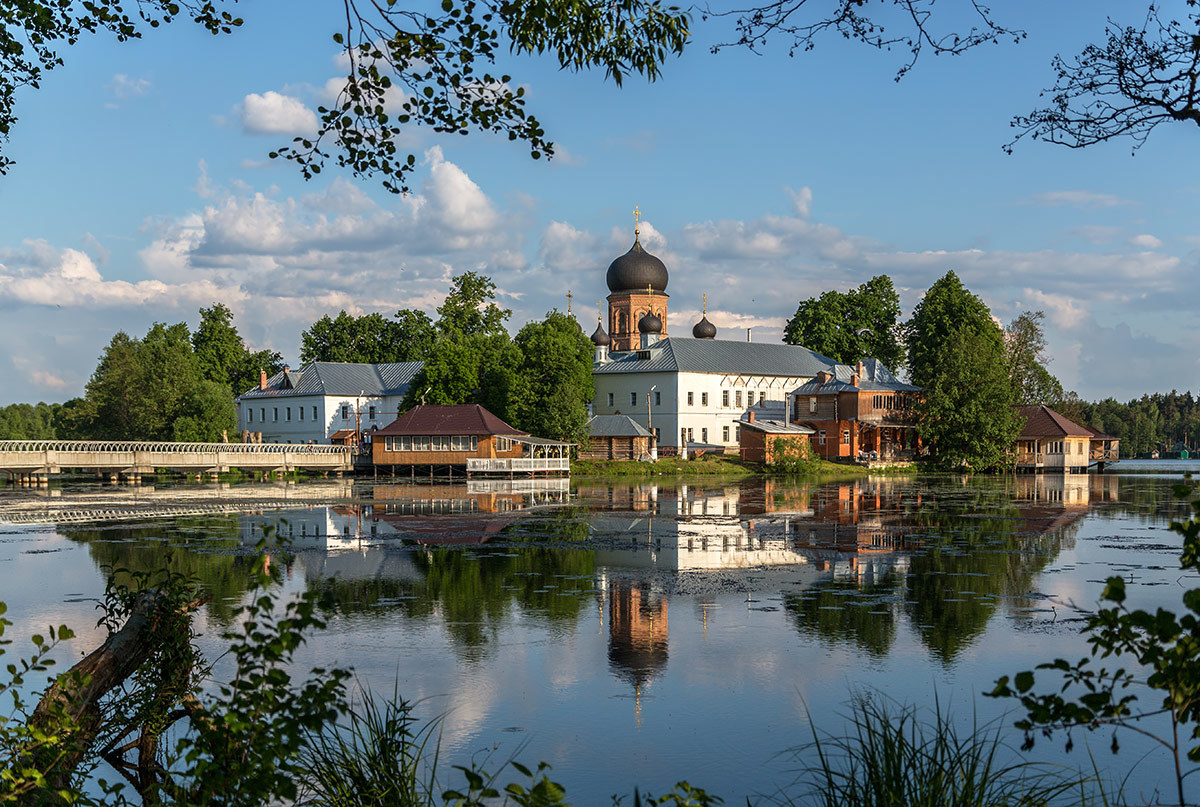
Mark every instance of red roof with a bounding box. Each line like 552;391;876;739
375;404;525;436
1082;423;1119;441
1015;405;1092;439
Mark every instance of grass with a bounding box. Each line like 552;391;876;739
783;694;1113;807
573;454;761;478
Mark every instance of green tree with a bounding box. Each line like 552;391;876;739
1003;310;1064;406
299;309;435;365
436;272;511;338
390;308;437;362
906;271;1020;470
783;275;904;369
511;311;595;442
193;303;284;395
0;402;60;439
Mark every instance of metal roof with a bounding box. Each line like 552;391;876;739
239;361;423;400
588;414;653;438
741;419;815;435
792;357;920;395
594;337;837;377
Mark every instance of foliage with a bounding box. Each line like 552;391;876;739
1004;311;1064;407
1069;391;1200;458
906;271;1021;471
511;311;595;443
766;437;820;475
1008;4;1200;153
437;273;511;339
0;1;241;175
299;310;435;366
989;479;1200;807
783;275;904;370
194;303;284;396
791;693;1098;807
0;402;60;439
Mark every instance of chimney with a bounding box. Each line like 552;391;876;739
259;370;268;390
748;410;755;423
746;328;753;342
852;374;860;388
857;360;865;378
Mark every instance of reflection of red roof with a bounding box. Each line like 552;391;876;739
1016;405;1092;439
1082;423;1119;441
375;404;525;436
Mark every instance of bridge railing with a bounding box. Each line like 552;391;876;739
0;440;352;454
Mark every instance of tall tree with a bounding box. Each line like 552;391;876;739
783;275;904;369
299;309;435;365
436;272;511;337
906;270;1020;469
511;312;595;443
193;303;284;395
1004;310;1064;406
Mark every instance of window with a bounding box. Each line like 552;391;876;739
260;408;265;423
313;406;318;421
735;426;740;440
701;392;708;406
286;407;292;421
384;437;392;451
631;392;637;406
735;390;742;407
748;391;755;406
413;436;430;451
497;436;513;451
248;408;254;423
273;408;278;422
433;436;450;451
687;428;694;442
369;406;376;420
299;406;304;421
722;390;730;407
341;405;349;420
655;390;661;406
722;426;729;442
607;392;614;407
398;436;411;451
701;428;708;443
842;430;851;445
809;397;818;414
687;392;694;406
818;430;827;445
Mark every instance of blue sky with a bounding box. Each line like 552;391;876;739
0;0;1196;404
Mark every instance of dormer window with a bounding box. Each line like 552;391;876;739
637;350;651;360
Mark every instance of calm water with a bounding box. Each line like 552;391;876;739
1;468;1196;803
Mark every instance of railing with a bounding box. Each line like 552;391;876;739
1016;452;1045;465
1090;448;1120;461
0;440;351;454
466;458;570;473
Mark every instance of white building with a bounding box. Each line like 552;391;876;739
236;361;422;444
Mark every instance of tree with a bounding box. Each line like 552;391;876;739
390;309;437;362
783;275;904;369
193;303;284;395
299;309;436;365
511;311;595;443
1004;310;1064;406
906;270;1021;469
436;272;511;337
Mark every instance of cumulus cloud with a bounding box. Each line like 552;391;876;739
106;74;151;101
1130;233;1163;249
240;91;319;135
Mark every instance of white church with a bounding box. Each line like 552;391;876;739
588;221;836;454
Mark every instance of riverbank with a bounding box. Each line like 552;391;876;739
572;455;869;479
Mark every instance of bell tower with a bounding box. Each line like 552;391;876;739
605;206;669;352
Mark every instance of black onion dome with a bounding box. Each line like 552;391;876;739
606;239;669;293
638;311;663;334
591;321;611;346
692;315;717;339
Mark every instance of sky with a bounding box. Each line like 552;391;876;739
0;0;1197;405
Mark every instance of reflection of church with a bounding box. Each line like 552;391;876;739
605;578;669;723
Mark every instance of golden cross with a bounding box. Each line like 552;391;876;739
633;204;641;236
647;282;653;298
702;292;708;315
566;288;573;315
597;301;603;323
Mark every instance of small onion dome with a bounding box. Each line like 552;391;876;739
606;239;669;293
591;321;611;346
692;315;717;339
638;311;663;334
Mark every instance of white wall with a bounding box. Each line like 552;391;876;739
238;394;406;443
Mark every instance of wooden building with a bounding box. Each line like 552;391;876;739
371;404;570;476
789;359;922;462
738;403;815;464
584;414;656;460
1014;405;1099;474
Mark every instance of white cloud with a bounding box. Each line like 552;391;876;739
239;91;319;135
1025;190;1132;208
107;74;151;100
787;186;813;218
1130;233;1163;249
1020;288;1088;330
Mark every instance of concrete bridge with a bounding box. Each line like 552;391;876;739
0;440;355;484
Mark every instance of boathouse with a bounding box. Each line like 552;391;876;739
584;414;656;461
372;404;570;476
1014;405;1095;474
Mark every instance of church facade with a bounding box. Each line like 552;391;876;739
588;222;837;453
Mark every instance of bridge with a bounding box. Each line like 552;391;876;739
0;440;355;484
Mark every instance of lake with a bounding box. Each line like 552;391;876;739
1;467;1196;803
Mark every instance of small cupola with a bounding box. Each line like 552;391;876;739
692;293;717;339
638;310;663;348
591;307;611;363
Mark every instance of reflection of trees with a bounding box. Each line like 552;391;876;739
784;575;898;657
61;515;255;624
309;547;595;656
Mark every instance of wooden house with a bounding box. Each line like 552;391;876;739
372;404;570;476
584;414;656;460
738;402;815;464
789;359;922;462
1014;405;1094;474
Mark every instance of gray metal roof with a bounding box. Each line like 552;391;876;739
792;357;920;395
594;337;837;377
741;419;815;435
239;361;423;400
739;400;814;434
588;414;653;438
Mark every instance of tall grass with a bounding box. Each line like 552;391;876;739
298;691;443;807
786;695;1113;807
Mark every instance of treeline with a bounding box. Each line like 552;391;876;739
298;272;595;444
1063;392;1200;457
0;402;60;440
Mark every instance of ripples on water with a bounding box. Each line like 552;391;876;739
0;469;1196;803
